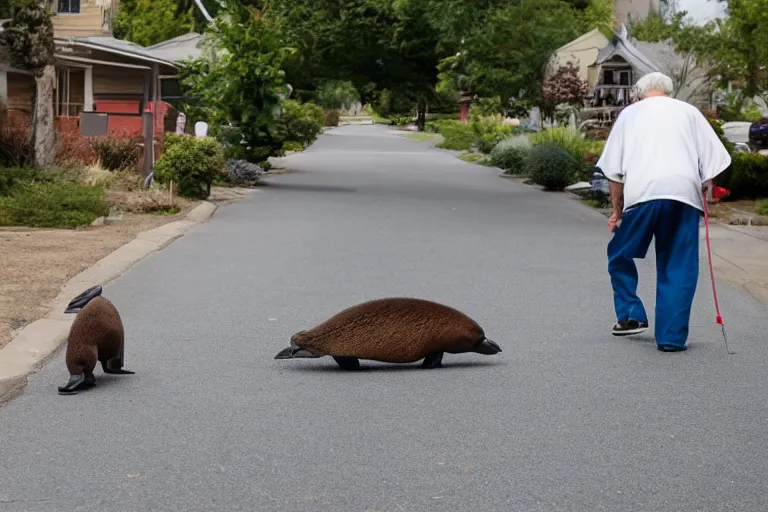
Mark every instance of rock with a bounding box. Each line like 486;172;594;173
565;182;593;194
227;159;264;186
10;318;27;330
105;206;124;223
90;216;105;226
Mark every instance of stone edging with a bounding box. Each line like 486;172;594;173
0;201;218;406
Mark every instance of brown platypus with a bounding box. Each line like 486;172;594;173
58;285;134;395
275;297;501;370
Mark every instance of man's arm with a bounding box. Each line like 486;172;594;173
695;111;732;186
610;180;624;216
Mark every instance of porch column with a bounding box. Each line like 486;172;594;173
83;66;94;112
0;69;7;110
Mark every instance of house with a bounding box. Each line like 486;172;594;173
1;0;186;173
549;28;610;88
552;24;716;125
588;24;660;111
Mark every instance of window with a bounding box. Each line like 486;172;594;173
58;0;80;13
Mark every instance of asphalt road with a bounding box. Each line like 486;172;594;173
2;125;767;512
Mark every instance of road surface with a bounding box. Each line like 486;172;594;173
1;125;767;512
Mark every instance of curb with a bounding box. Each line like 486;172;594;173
0;201;219;406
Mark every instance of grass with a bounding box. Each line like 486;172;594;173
0;179;109;228
458;152;491;166
756;199;768;216
432;121;474;151
404;133;439;142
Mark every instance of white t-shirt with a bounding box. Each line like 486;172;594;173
596;95;732;212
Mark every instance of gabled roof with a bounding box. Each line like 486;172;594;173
555;28;609;54
147;32;205;63
595;24;659;76
56;36;179;69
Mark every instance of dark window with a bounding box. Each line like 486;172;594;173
58;0;80;13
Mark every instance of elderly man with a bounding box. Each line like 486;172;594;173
596;72;732;352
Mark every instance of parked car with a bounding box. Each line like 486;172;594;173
748;117;768;150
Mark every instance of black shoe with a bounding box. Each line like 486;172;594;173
612;319;649;336
657;344;686;352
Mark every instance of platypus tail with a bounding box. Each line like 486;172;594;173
274;344;322;359
474;338;502;355
64;285;103;314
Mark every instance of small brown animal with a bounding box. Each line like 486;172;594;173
58;285;134;395
275;297;501;370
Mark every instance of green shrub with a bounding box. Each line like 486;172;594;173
717;152;768;200
154;135;226;199
429;120;474;151
0;180;108;228
316;80;360;110
0;121;34;168
393;116;412;127
741;104;763;123
756;198;768;216
281;100;324;147
525;143;581;191
470;115;517;154
282;141;304;152
0;167;57;196
703;112;735;154
471;97;503;117
89;136;142;171
324;109;341;127
530;126;591;164
488;134;532;174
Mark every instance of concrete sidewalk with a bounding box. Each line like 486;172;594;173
708;223;768;306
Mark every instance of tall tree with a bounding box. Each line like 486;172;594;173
113;0;196;47
712;0;768;100
429;0;585;111
179;0;295;163
0;0;56;168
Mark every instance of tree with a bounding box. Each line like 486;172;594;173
429;0;585;112
113;0;196;47
0;0;56;168
541;61;589;118
576;0;616;38
179;0;295;163
710;0;768;101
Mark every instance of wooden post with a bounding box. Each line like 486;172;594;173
0;69;7;114
142;69;152;176
83;66;93;112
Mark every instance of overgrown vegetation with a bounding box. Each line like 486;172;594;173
525;143;581;191
0;168;109;228
488;134;532;174
756;198;768;216
153;134;226;200
89;137;143;171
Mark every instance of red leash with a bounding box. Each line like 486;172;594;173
702;195;734;354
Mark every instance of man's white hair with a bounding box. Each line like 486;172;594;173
634;72;674;98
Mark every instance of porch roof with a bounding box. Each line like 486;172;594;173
55;36;179;73
146;32;206;63
594;25;659;77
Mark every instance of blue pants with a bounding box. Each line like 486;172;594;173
607;199;701;349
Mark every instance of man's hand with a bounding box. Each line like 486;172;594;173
608;211;622;232
702;179;713;201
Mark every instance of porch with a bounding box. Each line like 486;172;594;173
0;36;181;174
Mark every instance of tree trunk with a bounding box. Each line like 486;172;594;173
31;64;56;169
416;96;426;131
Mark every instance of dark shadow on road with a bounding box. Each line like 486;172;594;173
276;359;504;373
259;182;358;194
